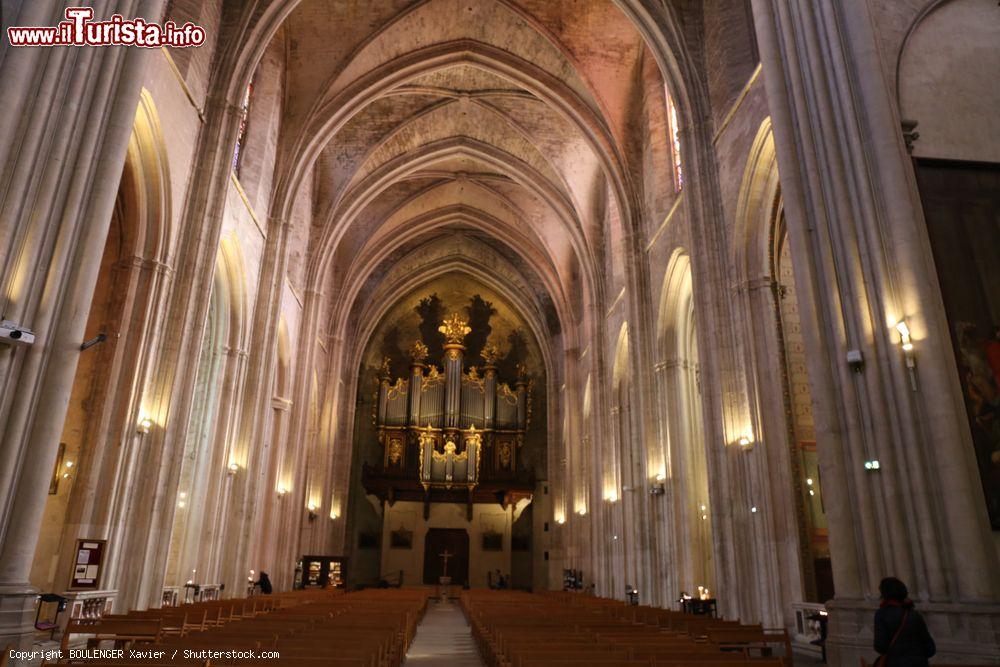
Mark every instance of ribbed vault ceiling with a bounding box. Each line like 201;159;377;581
270;0;663;370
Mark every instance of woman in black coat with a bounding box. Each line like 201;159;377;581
254;571;273;595
873;577;935;666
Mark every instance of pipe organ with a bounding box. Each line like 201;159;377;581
363;314;534;516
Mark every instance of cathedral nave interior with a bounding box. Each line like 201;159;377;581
1;1;998;665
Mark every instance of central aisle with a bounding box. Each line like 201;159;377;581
404;599;486;666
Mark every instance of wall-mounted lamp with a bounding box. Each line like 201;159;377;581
329;511;340;520
277;485;288;496
895;320;918;390
227;462;240;476
649;480;665;496
750;505;758;514
576;508;587;516
864;459;881;471
604;491;619;503
138;417;153;434
736;435;754;450
307;503;318;521
555;515;566;525
896;321;913;352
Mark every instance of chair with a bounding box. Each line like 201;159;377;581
34;593;68;639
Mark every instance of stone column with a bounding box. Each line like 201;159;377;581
0;2;161;653
752;0;1000;662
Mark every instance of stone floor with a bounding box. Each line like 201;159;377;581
404;599;485;666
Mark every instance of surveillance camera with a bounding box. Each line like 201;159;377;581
0;321;35;348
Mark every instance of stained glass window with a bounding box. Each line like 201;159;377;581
232;79;254;175
666;90;683;192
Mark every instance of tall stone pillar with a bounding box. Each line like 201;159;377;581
0;1;161;654
752;1;1000;662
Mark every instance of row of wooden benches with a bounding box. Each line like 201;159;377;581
462;590;790;667
43;588;431;667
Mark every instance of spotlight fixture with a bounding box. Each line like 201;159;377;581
227;462;239;475
750;506;758;514
864;459;881;471
138;417;153;434
895;320;918;390
277;485;288;496
737;435;752;448
896;321;913;352
307;503;318;521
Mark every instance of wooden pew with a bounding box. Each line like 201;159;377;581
60;619;162;652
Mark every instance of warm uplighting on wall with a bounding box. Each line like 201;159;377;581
604;491;619;503
138;417;153;434
554;512;566;525
276;485;288;496
329;510;340;520
227;461;240;475
576;507;587;517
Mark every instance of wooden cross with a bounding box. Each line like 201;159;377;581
439;549;453;577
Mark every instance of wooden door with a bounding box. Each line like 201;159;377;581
423;528;469;586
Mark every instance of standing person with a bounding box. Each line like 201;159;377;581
873;577;935;666
254;571;273;595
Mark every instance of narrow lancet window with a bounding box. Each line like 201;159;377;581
666;90;683;191
232;79;254;175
